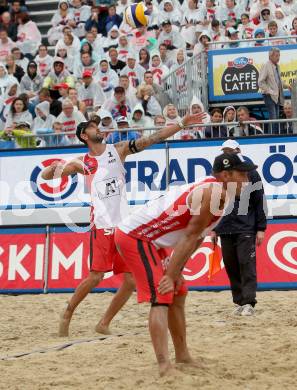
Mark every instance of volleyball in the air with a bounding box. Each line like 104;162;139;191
124;2;149;29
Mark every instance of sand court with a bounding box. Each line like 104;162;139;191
1;290;297;390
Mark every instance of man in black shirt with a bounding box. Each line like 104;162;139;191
108;47;125;75
212;140;267;316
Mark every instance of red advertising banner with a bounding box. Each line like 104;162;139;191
0;220;296;293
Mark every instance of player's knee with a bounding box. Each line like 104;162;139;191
124;273;136;291
89;271;104;286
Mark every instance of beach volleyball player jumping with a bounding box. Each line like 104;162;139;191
41;113;206;337
115;153;257;375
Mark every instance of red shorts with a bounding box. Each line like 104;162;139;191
90;228;130;274
114;229;187;304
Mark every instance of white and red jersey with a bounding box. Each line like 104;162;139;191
83;144;128;229
118;177;223;248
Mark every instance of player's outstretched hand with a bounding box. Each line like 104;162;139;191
50;160;64;177
182;112;207;126
158;275;174;295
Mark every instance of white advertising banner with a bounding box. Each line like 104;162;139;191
0;136;296;223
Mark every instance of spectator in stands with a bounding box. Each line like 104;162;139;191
281;100;294;134
55;82;69;101
85;4;107;36
78;69;105;112
225;27;246;48
5;96;33;128
118;74;138;108
73;50;100;79
181;0;203;48
20;60;43;98
131;103;153;131
258;8;273;30
0;12;17;42
104;25;120;51
0;121;35;148
121;51;145;88
68;86;86;115
149;52;169;85
5;53;24;82
250;0;276;21
282;0;297;16
189;95;210;138
8;0;26;10
108;47;126;75
223;105;237;132
43;57;75;89
81;31;105;59
55;27;80;59
0;62;17;97
229;106;263;136
117;34;131;61
106;115;140;143
102;85;131;119
35;121;71;147
219;0;243;27
136;83;162;116
56;46;73;72
47;0;74;45
159;0;182;26
38;87;62;117
56;98;86;142
35;45;53;78
0;28;16;62
258;47;289;131
105;4;122;34
11;46;27;70
97;108;115;135
238;13;255;39
158;20;186;51
205;108;227;138
253;28;267;46
138;48;150;70
158;43;174;69
154;115;166;127
33;101;56;132
10;1;22;24
95;58;118;99
163;103;181;126
69;0;91;38
209;19;225;43
143;70;171;109
275;9;291;35
16;13;42;58
193;30;211;55
267;20;287;45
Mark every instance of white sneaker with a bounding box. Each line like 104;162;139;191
232;305;243;316
241;304;255;316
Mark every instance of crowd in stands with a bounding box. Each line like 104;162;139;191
0;0;296;148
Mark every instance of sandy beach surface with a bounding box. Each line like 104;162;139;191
1;290;297;390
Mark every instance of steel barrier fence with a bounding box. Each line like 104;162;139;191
0;118;296;149
162;53;208;117
207;35;297;50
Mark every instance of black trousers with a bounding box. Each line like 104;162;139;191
220;233;257;307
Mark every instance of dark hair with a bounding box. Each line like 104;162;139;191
159;43;167;50
139;48;150;64
237;106;249;114
114;86;125;94
0;27;7;34
38;44;47;51
38;88;50;98
268;20;277;28
80;42;93;55
241;13;249;19
17;12;31;24
211;19;220;27
119;74;129;79
211;108;222;116
144;70;153;76
11;97;27;114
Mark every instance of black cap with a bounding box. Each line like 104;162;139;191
213;153;258;173
162;20;171;26
76;120;98;144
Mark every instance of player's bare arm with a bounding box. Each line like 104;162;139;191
41;157;84;180
115;112;207;159
158;184;227;295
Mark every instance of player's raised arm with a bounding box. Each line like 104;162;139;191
158;183;226;294
115;112;207;158
41;158;84;180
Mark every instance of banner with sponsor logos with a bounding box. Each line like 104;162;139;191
0;137;296;223
208;45;297;102
0;220;296;293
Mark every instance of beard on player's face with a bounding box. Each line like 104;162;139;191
85;128;104;144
